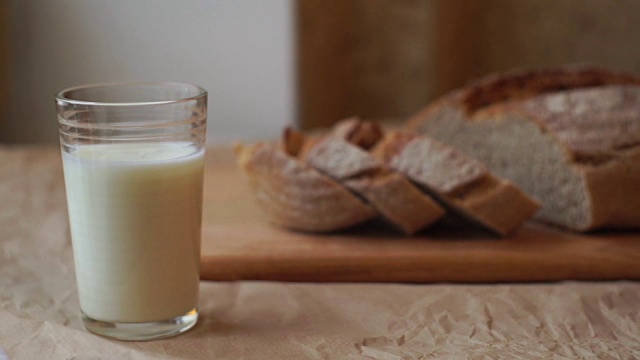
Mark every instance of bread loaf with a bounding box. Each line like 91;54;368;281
298;119;445;234
238;117;539;235
407;66;640;231
374;131;540;236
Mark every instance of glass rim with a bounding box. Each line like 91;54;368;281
55;82;207;107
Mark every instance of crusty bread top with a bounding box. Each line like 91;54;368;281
408;67;640;163
509;85;640;163
454;66;640;115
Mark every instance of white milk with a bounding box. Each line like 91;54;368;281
62;142;204;323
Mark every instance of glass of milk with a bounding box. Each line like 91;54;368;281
56;83;207;340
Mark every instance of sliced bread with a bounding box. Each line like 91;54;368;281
373;131;540;236
298;119;445;234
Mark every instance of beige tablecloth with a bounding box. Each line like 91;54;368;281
1;146;639;359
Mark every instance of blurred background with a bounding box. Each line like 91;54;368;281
1;0;640;144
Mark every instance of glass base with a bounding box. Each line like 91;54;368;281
82;308;198;341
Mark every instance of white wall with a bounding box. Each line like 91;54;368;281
5;0;295;144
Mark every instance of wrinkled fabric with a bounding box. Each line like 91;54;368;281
1;146;639;359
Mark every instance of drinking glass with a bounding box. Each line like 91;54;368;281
56;83;207;340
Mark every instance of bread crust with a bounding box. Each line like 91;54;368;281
452;66;640;115
345;172;445;235
236;142;376;232
582;148;640;229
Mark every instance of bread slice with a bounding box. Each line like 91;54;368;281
298;119;445;235
407;66;640;231
235;142;376;232
373;131;540;236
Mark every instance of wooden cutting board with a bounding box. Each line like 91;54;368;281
200;147;640;283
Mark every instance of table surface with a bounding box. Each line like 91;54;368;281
1;145;639;359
